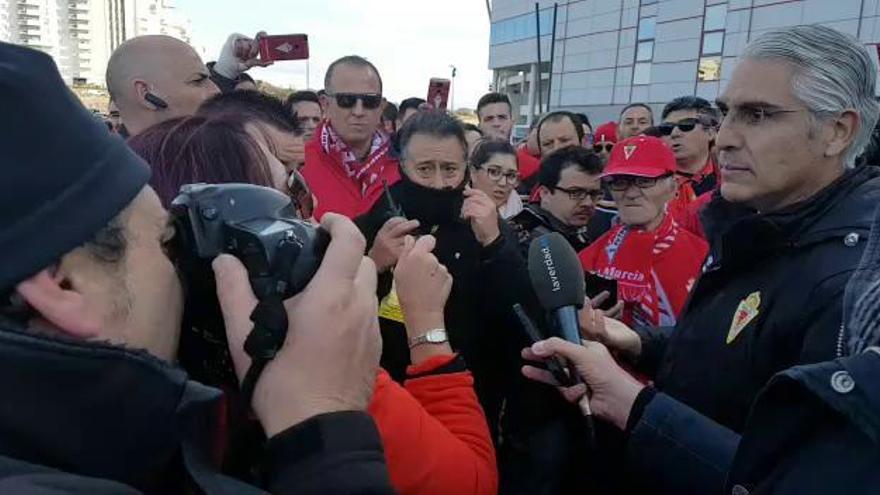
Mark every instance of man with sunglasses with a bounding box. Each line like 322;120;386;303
659;96;720;196
579;136;707;329
509;146;604;255
302;55;400;220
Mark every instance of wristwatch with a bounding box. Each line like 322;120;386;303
409;329;448;349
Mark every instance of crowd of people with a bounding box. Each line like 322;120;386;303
2;22;880;495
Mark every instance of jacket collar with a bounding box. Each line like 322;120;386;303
701;166;880;268
0;318;224;492
524;204;589;238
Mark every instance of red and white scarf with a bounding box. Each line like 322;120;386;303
586;215;682;327
319;122;391;197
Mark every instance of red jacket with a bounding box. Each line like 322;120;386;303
516;146;541;182
369;355;497;495
579;215;707;327
302;135;400;220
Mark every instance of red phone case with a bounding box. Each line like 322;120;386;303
258;34;309;61
427;78;451;110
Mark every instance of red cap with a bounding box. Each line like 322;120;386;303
594;121;618;143
602;135;676;178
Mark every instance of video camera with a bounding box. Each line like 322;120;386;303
170;183;328;388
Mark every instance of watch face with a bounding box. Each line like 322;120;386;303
426;329;447;343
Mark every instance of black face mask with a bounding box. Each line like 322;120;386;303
395;171;467;231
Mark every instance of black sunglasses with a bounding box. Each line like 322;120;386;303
657;118;701;136
327;92;383;110
593;143;614;153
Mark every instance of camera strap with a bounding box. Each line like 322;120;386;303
240;295;289;406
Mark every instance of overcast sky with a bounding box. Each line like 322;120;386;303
176;0;493;109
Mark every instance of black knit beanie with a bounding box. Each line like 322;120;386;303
0;42;151;290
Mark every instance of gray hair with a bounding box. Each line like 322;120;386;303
742;25;880;168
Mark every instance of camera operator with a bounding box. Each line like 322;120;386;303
129;112;498;495
0;42;392;494
523;25;880;493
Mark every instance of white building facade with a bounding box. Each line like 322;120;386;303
0;0;191;85
489;0;880;130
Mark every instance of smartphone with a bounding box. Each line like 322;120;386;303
584;272;618;311
427;78;451;110
258;34;309;62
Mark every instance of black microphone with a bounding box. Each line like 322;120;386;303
528;232;596;446
527;232;586;346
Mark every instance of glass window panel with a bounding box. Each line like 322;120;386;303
633;62;652;85
638;17;656;41
704;5;727;31
636;40;654;61
642;0;658;4
702;31;724;55
698;57;722;81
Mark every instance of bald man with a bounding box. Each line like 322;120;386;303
106;35;220;136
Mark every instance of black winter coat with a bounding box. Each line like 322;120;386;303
356;180;527;437
0;317;394;494
636;165;880;431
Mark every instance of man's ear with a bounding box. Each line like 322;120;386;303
132;80;153;110
319;93;331;113
825;109;859;159
15;269;101;339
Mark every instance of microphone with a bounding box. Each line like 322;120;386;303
527;232;586;346
527;233;596;445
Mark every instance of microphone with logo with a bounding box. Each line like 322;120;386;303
527;232;596;445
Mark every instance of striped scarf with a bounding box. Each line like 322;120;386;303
319;121;390;197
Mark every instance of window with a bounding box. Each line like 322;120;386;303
702;31;724;55
634;62;652;85
704;5;727;31
490;8;554;45
698;57;721;81
634;16;656;86
638;17;656;41
636;41;654;62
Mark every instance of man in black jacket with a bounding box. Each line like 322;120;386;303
356;110;524;437
523;202;880;495
509;145;605;255
0;42;393;494
523;25;880;493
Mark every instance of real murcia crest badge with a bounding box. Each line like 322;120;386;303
727;291;761;344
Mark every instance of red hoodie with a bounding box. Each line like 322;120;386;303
301;124;400;220
516;146;541;182
369;355;498;495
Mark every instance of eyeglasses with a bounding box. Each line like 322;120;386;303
605;174;672;192
482;165;519;186
326;92;383;110
412;163;465;180
552;186;604;202
593;143;614;153
657;118;702;136
718;105;804;127
287;169;315;219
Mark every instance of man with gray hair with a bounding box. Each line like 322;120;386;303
516;25;880;493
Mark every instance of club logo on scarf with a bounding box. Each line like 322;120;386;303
727;291;761;344
624;145;637;160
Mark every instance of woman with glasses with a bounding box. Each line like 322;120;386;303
579;136;707;328
469;139;523;219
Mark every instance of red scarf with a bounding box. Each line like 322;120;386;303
580;215;686;327
319;121;391;197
